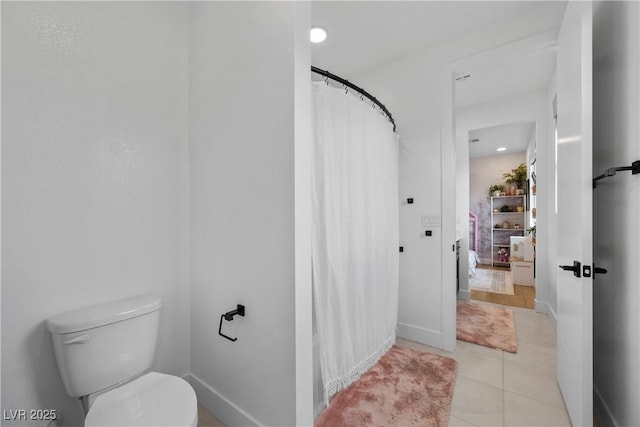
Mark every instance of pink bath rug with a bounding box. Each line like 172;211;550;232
457;301;517;353
315;344;457;427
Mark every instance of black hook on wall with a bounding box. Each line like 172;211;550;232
592;160;640;188
218;304;245;342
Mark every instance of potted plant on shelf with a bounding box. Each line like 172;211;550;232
488;184;505;198
503;163;527;195
527;225;536;244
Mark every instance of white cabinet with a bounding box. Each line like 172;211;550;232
511;236;535;285
491;196;525;267
512;261;534;286
511;236;535;261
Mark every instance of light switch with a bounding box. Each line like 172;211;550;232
422;214;441;227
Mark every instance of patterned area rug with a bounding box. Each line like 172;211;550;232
315;345;457;427
457;301;518;353
469;268;515;295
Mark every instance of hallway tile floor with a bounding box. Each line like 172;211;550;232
398;302;571;426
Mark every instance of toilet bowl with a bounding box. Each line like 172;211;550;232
46;295;197;427
84;372;197;427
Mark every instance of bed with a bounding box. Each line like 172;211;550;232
469;250;479;278
468;212;479;278
469;211;478;252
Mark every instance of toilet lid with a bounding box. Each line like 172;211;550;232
85;372;197;427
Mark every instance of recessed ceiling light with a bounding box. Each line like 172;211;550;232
310;27;327;43
497;147;507;152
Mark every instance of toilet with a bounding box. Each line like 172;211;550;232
46;295;198;427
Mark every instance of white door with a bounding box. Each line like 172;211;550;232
556;2;593;426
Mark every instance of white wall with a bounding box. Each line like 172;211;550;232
188;3;297;426
293;3;313;425
541;69;558;326
592;2;640;426
455;122;470;299
1;3;191;425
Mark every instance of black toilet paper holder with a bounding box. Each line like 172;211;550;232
218;304;245;342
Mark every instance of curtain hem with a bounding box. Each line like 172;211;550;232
323;333;396;406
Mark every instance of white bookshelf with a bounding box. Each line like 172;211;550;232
490;196;525;267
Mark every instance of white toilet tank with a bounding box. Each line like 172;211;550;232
46;295;162;397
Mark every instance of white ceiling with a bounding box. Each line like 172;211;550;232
468;122;535;159
311;1;563;159
455;48;557;109
311;1;566;78
455;48;555;159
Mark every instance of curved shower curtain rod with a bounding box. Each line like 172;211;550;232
311;66;397;132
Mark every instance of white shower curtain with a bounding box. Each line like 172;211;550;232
311;81;399;405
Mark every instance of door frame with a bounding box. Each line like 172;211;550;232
440;30;559;350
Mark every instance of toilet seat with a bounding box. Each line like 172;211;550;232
84;372;197;427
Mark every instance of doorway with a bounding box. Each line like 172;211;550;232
440;30;560;351
449;39;555;311
464;122;536;309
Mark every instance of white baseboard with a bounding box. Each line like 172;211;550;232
594;385;618;427
186;373;262;427
534;299;557;331
534;298;548;314
397;322;443;349
457;290;470;301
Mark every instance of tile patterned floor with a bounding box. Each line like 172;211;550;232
198;302;570;427
399;302;571;427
